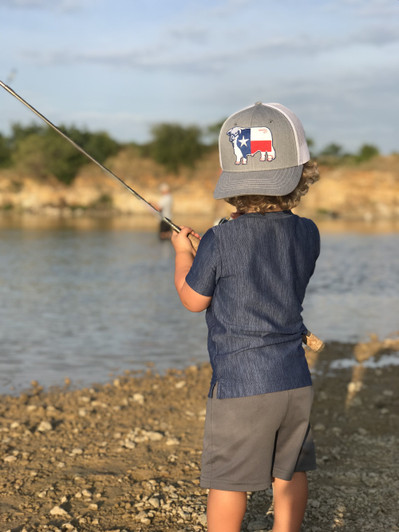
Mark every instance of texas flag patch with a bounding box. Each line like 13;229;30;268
226;126;276;165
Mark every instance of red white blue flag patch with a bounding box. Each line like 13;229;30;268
227;126;276;165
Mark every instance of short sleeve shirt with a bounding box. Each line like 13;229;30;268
186;211;320;398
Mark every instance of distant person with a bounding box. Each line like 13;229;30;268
171;102;320;531
158;183;173;240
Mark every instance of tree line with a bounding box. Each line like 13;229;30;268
0;121;381;185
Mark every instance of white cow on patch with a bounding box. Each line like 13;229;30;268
226;126;276;165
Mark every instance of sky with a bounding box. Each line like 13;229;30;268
0;0;398;155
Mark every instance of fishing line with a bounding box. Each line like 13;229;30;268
0;80;181;233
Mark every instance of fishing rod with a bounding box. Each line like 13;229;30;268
0;80;200;249
0;80;324;352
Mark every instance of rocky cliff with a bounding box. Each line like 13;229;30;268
1;150;398;228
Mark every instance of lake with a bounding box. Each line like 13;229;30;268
0;215;398;394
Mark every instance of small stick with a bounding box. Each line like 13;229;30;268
302;330;325;352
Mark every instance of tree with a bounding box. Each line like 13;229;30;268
206;119;226;146
320;143;343;157
150;123;204;173
9;123;121;184
43;127;87;184
10;123;43;146
357;144;379;162
83;131;120;163
0;133;11;167
11;133;48;177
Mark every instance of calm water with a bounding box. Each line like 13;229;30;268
0;217;398;394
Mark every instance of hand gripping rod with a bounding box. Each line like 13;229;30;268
0;80;182;233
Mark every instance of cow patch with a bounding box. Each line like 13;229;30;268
226;126;276;165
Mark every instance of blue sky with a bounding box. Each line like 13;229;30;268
1;0;398;154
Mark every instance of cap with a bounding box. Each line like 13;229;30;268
214;102;310;199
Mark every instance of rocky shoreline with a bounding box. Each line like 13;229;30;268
1;341;398;532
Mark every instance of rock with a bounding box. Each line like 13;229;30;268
197;514;208;527
148;497;160;508
49;505;70;517
131;429;163;442
132;393;145;405
71;448;83;455
166;437;180;446
4;455;17;463
247;524;271;532
37;420;53;432
145;430;164;441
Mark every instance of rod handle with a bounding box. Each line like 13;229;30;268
302;330;325;352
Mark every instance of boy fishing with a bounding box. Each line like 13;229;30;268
171;102;320;532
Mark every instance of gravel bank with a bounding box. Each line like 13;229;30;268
1;341;398;531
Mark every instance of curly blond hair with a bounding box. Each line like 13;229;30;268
225;160;320;213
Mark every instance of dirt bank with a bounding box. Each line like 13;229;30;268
1;152;399;225
1;341;398;532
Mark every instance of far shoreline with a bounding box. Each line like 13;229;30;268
1;211;399;235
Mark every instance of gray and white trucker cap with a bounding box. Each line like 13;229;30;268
214;102;310;199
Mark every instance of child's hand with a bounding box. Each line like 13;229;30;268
171;226;200;256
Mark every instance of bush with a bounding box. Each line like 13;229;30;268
0;133;11;167
356;144;379;162
11;133;48;177
9;123;120;184
149;123;204;173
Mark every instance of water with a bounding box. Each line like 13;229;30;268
0;217;398;394
303;232;399;343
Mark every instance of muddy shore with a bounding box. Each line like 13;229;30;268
1;341;398;532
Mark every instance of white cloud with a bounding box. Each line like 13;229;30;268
323;0;398;16
2;0;86;11
339;0;399;18
21;24;396;76
354;23;399;46
167;26;209;44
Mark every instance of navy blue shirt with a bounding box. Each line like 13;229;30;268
186;211;320;399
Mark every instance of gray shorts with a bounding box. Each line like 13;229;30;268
200;385;316;492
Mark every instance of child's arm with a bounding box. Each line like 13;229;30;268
171;227;212;313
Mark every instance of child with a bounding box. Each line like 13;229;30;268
171;102;320;532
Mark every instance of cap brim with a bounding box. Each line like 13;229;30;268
214;165;303;200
